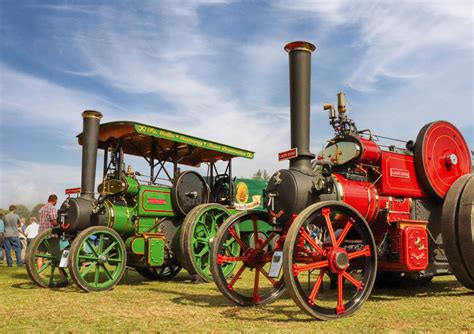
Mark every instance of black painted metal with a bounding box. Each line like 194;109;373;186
286;42;316;175
81;110;102;199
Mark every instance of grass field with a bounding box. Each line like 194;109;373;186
0;262;473;333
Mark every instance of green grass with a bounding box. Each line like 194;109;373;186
0;262;472;333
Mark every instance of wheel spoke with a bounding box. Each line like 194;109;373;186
94;264;100;286
228;227;247;251
85;239;99;257
336;218;354;247
78;255;98;261
98;233;104;254
308;269;325;305
336;273;346;314
227;263;247;290
293;260;328;276
35;253;53;259
258;267;278;287
37;261;52;274
217;254;249;264
258;232;276;251
107;258;122;263
102;264;114;280
252;268;260;304
342;271;364;290
300;229;324;254
102;241;118;257
251;215;259;247
49;266;56;285
347;245;371;260
80;262;97;278
322;208;337;247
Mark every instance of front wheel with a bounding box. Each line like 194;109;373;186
283;202;377;320
210;210;285;306
25;229;70;288
68;226;126;292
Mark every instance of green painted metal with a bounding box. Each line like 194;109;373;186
138;185;175;217
104;200;135;235
147;238;165;266
125;237;145;255
124;176;140;195
72;228;126;290
134;124;254;159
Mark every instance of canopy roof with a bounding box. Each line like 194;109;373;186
77;121;254;167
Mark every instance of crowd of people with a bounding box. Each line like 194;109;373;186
0;194;58;267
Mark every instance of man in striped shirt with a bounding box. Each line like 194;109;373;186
39;194;58;233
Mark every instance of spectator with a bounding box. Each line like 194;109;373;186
20;217;27;234
39;194;58;233
0;214;4;264
18;222;27;263
3;205;22;267
25;217;39;246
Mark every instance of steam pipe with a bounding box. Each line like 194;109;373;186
284;41;316;175
81;110;103;199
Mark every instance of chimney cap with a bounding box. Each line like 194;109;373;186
284;41;316;53
82;110;103;120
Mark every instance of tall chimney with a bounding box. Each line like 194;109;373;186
284;41;316;175
81;110;102;199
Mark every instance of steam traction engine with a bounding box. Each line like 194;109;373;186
210;41;473;320
25;113;268;290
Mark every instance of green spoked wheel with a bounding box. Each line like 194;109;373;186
210;210;285;306
180;203;233;282
25;229;70;288
68;226;126;292
136;263;182;280
283;201;377;320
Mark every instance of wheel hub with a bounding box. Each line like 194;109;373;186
97;255;108;264
328;248;349;273
244;248;266;269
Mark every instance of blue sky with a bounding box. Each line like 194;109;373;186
0;0;472;208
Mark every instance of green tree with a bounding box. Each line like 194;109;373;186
14;204;30;219
30;203;45;219
252;169;263;180
262;169;270;181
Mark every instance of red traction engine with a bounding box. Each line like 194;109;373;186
210;41;473;320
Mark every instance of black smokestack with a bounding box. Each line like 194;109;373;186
284;41;316;175
81;110;102;199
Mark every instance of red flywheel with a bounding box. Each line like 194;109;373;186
414;120;472;199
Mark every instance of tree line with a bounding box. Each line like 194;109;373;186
0;203;45;220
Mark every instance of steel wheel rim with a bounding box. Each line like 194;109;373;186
191;206;234;280
285;203;376;319
73;229;125;290
212;211;285;305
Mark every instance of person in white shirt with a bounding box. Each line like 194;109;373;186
24;217;39;246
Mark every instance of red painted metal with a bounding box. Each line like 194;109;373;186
333;174;379;223
358;137;381;165
65;187;81;195
378;151;426;198
278;148;298;161
416;121;472;198
403;226;429;271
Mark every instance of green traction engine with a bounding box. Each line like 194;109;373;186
25;111;268;291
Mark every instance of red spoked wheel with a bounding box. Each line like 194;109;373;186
210;210;285;306
283;201;377;320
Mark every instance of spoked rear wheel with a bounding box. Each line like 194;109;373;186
283;202;377;320
210;210;285;306
68;226;126;292
25;229;70;288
